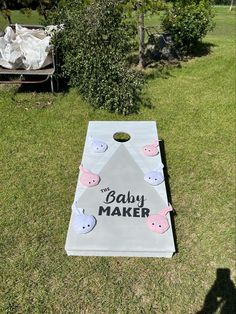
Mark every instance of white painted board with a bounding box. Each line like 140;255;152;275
65;121;175;257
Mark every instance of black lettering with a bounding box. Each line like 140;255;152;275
111;207;121;216
137;195;145;208
127;191;135;203
101;188;110;193
117;194;125;203
133;208;140;217
98;206;111;216
123;207;132;217
104;190;115;204
141;208;150;217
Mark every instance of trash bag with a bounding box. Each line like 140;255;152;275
145;32;180;62
0;24;52;70
0;27;23;69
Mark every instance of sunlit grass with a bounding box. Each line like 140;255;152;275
0;6;235;314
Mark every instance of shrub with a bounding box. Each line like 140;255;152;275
213;0;231;4
162;0;215;54
48;0;144;115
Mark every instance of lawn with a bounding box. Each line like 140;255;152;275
0;6;235;314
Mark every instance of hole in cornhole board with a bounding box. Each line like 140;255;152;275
113;132;131;142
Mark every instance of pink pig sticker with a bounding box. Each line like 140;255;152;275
146;204;173;234
79;165;100;187
142;139;159;156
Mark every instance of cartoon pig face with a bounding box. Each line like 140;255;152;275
144;170;164;186
73;213;96;234
146;205;173;234
72;202;96;234
146;214;170;234
79;165;100;187
91;138;108;153
142;139;159;157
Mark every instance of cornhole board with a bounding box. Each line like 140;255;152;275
65;121;175;257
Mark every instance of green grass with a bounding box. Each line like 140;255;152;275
0;6;235;314
0;10;43;30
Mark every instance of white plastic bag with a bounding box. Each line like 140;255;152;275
0;26;23;69
0;24;52;70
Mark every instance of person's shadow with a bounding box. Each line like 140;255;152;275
197;268;236;314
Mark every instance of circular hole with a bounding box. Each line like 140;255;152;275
113;132;131;142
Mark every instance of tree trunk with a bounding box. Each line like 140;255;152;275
39;0;47;20
2;0;12;25
229;0;234;11
138;12;145;69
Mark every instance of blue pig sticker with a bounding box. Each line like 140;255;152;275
144;163;164;186
71;201;96;234
90;136;108;153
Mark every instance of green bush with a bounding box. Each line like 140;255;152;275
48;0;144;115
162;0;215;54
213;0;231;4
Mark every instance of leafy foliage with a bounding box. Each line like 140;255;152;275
0;0;60;23
123;0;168;68
2;0;59;10
213;0;232;3
123;0;167;14
162;0;215;54
49;0;144;114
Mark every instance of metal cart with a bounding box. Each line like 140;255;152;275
0;24;57;93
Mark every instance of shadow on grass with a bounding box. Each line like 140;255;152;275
3;76;66;110
128;51;179;82
197;268;236;314
143;41;216;81
189;42;217;58
144;62;179;81
159;139;178;254
16;76;69;93
141;93;154;109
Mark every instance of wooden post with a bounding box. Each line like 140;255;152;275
2;0;12;25
138;12;145;69
229;0;234;11
39;0;47;20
